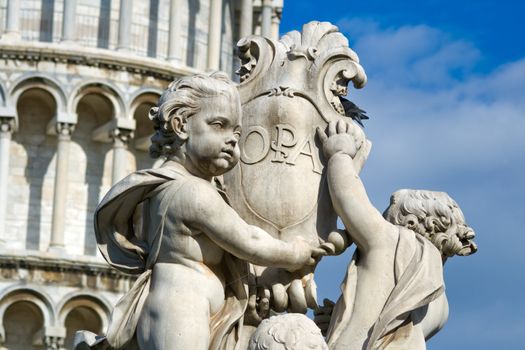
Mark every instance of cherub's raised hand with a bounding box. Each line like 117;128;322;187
314;298;335;336
317;119;365;160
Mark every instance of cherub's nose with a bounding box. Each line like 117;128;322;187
226;134;238;146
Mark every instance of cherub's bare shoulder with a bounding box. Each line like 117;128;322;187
173;177;225;217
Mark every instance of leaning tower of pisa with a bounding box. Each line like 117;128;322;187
0;1;283;348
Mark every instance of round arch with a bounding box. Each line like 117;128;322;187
128;87;162;117
0;287;57;342
9;74;67;114
57;292;111;332
69;80;127;119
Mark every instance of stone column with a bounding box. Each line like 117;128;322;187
239;0;253;39
111;128;133;185
271;7;282;41
261;0;272;38
49;123;75;253
4;0;20;38
61;0;77;42
167;0;183;63
207;0;222;70
117;0;133;51
0;118;14;243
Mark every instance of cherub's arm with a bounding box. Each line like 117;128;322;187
319;121;400;349
318;120;397;252
180;180;323;271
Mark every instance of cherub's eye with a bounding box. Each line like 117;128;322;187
210;121;223;129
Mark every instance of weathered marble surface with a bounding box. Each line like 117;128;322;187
76;20;477;350
317;120;477;350
248;313;328;350
89;72;324;350
225;20;368;323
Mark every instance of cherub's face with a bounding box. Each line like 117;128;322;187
438;216;477;258
451;222;477;256
184;94;241;179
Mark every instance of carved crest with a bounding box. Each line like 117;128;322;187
225;21;367;245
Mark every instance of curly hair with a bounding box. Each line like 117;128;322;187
383;189;474;257
149;71;239;158
248;314;328;350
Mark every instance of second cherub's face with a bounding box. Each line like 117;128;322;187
184;93;241;179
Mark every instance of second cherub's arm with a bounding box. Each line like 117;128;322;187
318;121;397;252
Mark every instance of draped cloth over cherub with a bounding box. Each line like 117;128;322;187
326;227;445;350
94;164;249;350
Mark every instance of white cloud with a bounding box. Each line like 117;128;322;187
311;17;525;350
338;18;481;88
332;18;525;190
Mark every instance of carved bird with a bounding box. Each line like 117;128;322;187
340;97;369;127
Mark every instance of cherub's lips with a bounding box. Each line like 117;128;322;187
220;148;234;159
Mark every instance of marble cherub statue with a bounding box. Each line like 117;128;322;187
315;120;477;350
91;72;325;350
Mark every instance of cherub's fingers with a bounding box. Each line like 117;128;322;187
319;242;336;256
336;119;346;134
257;287;271;318
346;120;353;134
323;298;335;307
354;123;366;142
312;246;329;258
271;283;288;312
313;307;324;316
316;126;328;144
314;314;331;324
328;120;337;137
353;139;372;174
288;279;308;313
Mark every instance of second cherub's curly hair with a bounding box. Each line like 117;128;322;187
149;71;239;159
383;189;475;257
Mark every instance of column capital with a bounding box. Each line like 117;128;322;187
46;112;77;136
0;117;15;133
92;118;136;143
56;122;75;137
44;336;64;350
43;326;66;350
111;127;134;145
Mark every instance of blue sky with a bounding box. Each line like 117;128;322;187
279;1;525;349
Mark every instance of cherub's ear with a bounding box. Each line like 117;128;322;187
171;114;188;142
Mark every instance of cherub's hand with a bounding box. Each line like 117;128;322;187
314;298;335;336
317;119;365;160
290;237;327;271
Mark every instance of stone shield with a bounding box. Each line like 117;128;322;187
225;21;367;246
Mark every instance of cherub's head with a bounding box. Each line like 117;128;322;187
248;314;328;350
383;189;477;259
149;72;241;179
